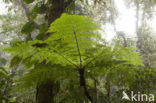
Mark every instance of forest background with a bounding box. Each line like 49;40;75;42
0;0;156;103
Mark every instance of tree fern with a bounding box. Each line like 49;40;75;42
4;13;101;102
3;13;144;103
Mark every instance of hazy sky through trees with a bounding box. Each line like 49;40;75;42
0;0;8;14
0;0;156;40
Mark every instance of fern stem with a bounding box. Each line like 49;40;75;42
53;50;79;68
78;68;93;103
70;22;82;67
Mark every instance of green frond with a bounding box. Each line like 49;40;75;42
46;13;101;66
85;45;143;78
0;67;7;77
3;13;102;67
13;64;77;91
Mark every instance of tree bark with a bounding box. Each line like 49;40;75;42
79;68;93;103
36;81;54;103
36;0;73;103
46;0;74;26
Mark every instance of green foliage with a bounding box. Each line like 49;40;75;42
3;13;144;102
4;14;102;94
10;56;22;68
23;0;35;4
130;68;156;92
46;13;101;66
0;67;7;77
33;2;47;14
36;24;48;40
5;13;101;66
28;2;47;21
65;1;75;14
0;67;13;103
21;21;36;34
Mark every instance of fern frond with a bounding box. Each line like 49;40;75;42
0;67;7;77
46;13;101;67
4;13;102;68
13;64;77;91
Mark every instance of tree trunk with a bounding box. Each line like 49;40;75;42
36;0;73;103
46;0;64;26
106;81;111;101
79;68;93;103
136;0;140;50
36;81;54;103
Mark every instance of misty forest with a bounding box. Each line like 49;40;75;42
0;0;156;103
